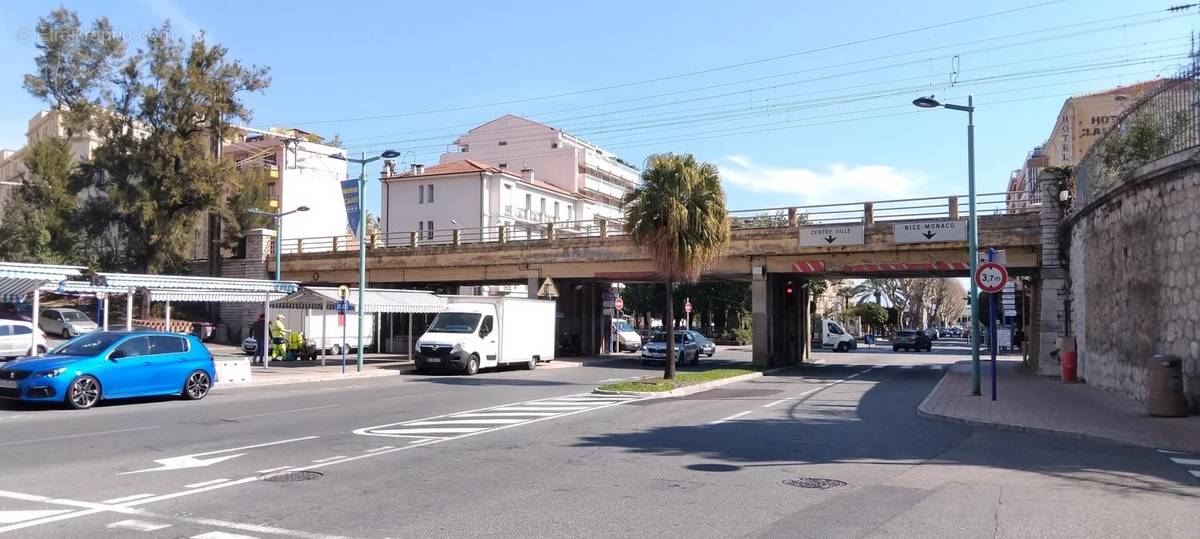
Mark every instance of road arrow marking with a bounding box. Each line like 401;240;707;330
121;435;318;474
922;231;937;239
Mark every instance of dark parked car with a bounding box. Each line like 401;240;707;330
893;330;932;352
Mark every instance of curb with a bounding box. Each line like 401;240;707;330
915;364;1194;452
593;366;794;398
216;368;399;390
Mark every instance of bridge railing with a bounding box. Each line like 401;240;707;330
275;190;1037;256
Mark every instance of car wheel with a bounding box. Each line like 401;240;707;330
690;351;699;365
183;370;211;400
892;346;899;352
61;329;71;339
464;354;480;375
65;375;101;410
29;345;46;356
525;357;537;370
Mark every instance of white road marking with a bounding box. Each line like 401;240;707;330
0;490;137;514
371;427;489;435
191;532;257;539
185;479;231;489
123;436;319;474
873;364;889;369
227;404;341;420
311;456;347;463
101;493;155;504
0;510;71;524
0;508;107;533
253;466;292;474
0;426;160;447
762;398;793;408
488;406;591;412
711;411;753;424
450;412;559;417
1157;449;1187;455
363;446;395;453
174;514;348;539
107;519;171;532
408;439;435;444
406;418;527;426
1168;457;1200;466
1191;470;1200;478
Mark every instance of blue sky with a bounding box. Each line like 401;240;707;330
0;0;1195;216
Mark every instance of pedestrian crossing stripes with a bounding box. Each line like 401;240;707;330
1158;449;1200;480
354;393;644;440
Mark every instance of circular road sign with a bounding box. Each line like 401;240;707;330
614;296;624;311
974;262;1009;294
684;299;693;314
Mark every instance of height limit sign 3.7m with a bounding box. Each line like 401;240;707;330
974;261;1008;294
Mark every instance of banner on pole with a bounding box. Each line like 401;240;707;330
341;179;361;239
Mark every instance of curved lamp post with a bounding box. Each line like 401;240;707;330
249;205;311;281
913;94;981;396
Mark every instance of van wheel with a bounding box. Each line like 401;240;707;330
330;344;341;356
525;357;537;370
464;354;480;375
836;342;849;353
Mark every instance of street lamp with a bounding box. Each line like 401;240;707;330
330;149;401;372
913;94;982;396
248;205;310;281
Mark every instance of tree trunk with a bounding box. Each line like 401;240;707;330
663;278;676;380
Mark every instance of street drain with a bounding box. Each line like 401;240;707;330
259;470;323;482
782;478;847;489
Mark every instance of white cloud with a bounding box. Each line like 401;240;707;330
720;155;934;206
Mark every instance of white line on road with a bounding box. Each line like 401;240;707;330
1191;470;1200;478
372;427;489;435
711;411;753;425
762;398;793;408
190;531;257;539
184;479;230;489
187;436;320;458
0;426;160;447
873;364;889;369
311;456;347;463
227;404;341;420
1157;449;1187;455
488;406;592;412
363;446;395;453
107;519;171;532
450;412;559;417
1168;457;1200;466
0;510;71;524
406;418;528;426
253;466;292;474
101;493;155;504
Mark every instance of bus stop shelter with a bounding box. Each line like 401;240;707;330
271;287;446;365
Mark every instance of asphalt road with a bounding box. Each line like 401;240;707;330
1;341;1198;538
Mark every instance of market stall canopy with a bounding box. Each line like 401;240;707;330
0;262;86;302
272;287;446;314
96;272;299;295
150;289;290;303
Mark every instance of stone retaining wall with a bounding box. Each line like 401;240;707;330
1068;150;1200;410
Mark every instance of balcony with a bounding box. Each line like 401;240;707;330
503;205;553;224
582;174;628;199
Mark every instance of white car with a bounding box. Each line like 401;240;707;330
38;308;98;339
0;320;48;360
242;336;258;354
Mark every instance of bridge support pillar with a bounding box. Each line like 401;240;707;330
752;260;770;366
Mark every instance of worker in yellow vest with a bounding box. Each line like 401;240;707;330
270;314;288;362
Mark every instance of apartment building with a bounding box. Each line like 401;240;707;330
0;109;107;214
438;114;640;222
380;159;580;244
1006;146;1048;213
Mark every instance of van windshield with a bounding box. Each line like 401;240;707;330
614;320;634;332
428;312;482;334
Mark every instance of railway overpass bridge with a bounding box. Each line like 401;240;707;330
276;191;1047;366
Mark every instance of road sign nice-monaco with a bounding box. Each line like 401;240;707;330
799;224;865;247
894;219;967;244
974;262;1008;294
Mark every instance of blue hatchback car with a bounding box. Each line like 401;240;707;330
0;331;215;409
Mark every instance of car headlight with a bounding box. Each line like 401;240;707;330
451;342;463;353
35;367;67;378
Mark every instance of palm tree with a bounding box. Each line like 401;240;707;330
624;153;731;380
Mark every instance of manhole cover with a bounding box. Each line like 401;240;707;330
259;470;323;482
782;478;847;489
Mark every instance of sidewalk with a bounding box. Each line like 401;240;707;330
919;359;1200;452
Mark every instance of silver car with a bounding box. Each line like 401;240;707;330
38;308;99;339
641;332;701;365
682;331;717;357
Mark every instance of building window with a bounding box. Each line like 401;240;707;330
540;198;546;217
554;201;560;220
567;204;573;218
525;194;531;210
418;221;424;235
426;220;434;240
267;182;276;198
419;185;425;204
427;184;434;203
551;142;559;149
499;163;508;170
461;145;469;153
498;141;507;146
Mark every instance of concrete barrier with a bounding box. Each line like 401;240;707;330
215;358;252;385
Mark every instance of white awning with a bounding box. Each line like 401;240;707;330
97;272;298;294
272;287;446;314
151;289;290;303
0;262;86;303
39;281;131;296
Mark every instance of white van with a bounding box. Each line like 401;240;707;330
812;318;857;353
415;296;555;375
612;319;642;352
